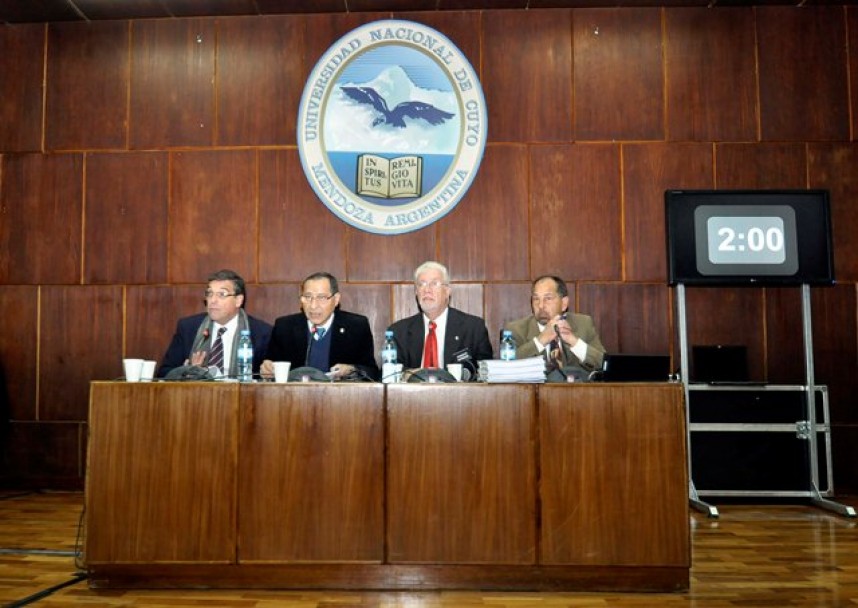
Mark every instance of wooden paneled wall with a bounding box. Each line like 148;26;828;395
0;7;856;492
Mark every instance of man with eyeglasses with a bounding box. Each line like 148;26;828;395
158;269;272;378
387;261;493;377
260;272;379;381
504;275;605;376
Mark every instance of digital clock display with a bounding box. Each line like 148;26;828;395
707;216;785;262
694;205;798;276
666;190;834;286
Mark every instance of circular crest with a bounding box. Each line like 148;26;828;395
297;19;488;235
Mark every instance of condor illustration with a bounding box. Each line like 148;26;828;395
341;85;455;128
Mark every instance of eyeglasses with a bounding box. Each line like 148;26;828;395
301;293;335;304
416;280;448;290
531;294;559;304
205;290;239;300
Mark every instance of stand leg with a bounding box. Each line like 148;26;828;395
800;287;855;519
810;484;857;518
690;480;719;518
678;285;718;519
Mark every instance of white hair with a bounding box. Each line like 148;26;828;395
413;260;450;284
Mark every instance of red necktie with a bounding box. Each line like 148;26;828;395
423;321;438;368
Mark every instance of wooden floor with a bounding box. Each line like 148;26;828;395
1;491;857;607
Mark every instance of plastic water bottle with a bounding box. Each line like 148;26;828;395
381;330;398;383
500;330;516;361
237;330;253;382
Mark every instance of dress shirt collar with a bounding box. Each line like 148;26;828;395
307;313;335;336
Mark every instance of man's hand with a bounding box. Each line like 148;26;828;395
539;315;578;347
328;364;356;380
259;359;274;379
554;318;579;348
188;351;206;366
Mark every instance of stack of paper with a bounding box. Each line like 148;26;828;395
478;356;546;383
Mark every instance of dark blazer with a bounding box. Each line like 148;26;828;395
388;307;494;373
264;310;380;381
158;312;273;378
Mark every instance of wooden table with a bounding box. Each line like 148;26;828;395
85;381;689;591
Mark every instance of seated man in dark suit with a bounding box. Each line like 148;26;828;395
260;272;379;381
158;269;272;378
504;275;605;375
387;261;493;378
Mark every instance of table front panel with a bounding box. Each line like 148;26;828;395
238;383;385;562
539;383;689;566
86;382;238;563
386;384;537;564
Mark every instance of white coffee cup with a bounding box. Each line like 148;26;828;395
140;360;157;382
273;361;291;383
447;363;463;381
123;358;144;382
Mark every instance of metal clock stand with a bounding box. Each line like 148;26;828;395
675;282;856;519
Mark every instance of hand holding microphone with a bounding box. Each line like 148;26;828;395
551;314;568;367
552;312;565;338
552;314;578;348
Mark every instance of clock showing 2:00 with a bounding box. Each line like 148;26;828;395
694;205;798;276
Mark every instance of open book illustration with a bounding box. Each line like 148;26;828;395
356;154;423;199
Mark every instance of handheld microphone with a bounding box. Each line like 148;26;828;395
553;315;568;367
546;318;569;383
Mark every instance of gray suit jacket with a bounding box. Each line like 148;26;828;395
504;313;605;372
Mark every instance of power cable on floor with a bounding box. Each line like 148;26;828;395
3;571;88;607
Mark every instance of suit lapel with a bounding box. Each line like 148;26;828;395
293;319;309;364
444;308;463;364
528;316;541;341
330;315;345;362
407;315;424;366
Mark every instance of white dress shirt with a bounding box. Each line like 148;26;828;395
422;307;449;367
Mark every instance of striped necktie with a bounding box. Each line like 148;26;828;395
208;327;227;372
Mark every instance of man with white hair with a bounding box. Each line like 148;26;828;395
387;261;493;376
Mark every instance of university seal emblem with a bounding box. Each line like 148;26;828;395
297;20;488;235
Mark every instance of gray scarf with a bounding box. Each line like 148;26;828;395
189;309;251;378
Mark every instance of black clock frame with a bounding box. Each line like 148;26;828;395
665;189;835;286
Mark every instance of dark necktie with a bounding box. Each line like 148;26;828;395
208;327;227;372
545;338;560;371
316;327;326;340
423;321;438;368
